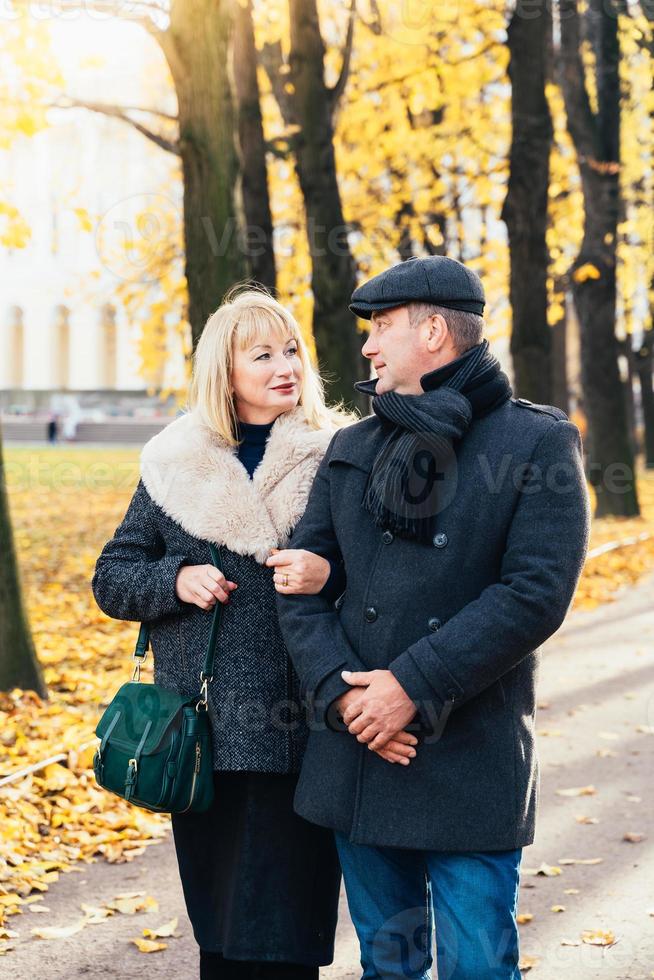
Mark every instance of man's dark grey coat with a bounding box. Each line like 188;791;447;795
276;397;591;851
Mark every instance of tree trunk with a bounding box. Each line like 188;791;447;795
550;299;570;415
232;0;276;292
619;339;638;458
161;0;248;348
274;0;368;411
558;0;639;517
642;0;654;466
0;431;47;696
636;330;654;468
501;1;554;404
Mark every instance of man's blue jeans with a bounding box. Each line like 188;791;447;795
335;833;522;980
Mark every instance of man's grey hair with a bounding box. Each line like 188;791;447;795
406;301;483;354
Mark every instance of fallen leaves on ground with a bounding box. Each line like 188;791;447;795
104;892;159;915
143;917;179;939
581;929;617;947
575;468;654;610
131;937;168;953
31;919;86;940
12;890;161;947
80;903;113;923
558;857;603;866
521;863;563;877
1;449;169;931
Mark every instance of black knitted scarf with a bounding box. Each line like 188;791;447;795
354;340;512;544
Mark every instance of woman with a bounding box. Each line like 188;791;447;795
92;286;416;978
92;287;341;978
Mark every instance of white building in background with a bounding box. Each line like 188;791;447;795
0;16;186;406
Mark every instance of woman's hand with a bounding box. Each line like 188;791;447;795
266;548;331;595
175;564;237;609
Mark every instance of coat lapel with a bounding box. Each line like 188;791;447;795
327;415;389;473
140;406;336;563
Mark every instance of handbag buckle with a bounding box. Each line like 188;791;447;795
132;646;148;682
196;674;212;713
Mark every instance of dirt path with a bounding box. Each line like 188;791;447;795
513;571;654;979
3;573;653;979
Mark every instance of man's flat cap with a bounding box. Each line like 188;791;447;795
349;255;485;319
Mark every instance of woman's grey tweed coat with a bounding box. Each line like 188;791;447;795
92;405;341;773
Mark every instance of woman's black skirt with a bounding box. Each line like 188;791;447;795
170;770;342;966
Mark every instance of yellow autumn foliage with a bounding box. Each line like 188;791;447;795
19;0;649;395
0;11;62;250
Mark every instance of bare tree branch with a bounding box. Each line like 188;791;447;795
264;134;299;159
329;0;356;109
357;0;383;34
557;0;603;163
635;0;654;53
59;99;177;122
52;97;180;155
260;39;296;127
6;0;167;38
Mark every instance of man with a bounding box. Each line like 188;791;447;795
276;256;591;979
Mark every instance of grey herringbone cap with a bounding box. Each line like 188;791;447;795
349;255;485;319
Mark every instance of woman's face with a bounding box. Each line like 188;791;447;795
231;329;304;424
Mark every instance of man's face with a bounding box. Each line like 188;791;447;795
361;305;454;395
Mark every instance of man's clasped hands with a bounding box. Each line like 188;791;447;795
335;668;419;766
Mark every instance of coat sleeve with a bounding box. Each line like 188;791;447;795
276;431;368;728
92;479;192;623
317;557;346;601
389;419;591;716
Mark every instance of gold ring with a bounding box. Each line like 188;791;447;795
283;574;288;587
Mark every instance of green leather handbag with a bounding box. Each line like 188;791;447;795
92;544;223;814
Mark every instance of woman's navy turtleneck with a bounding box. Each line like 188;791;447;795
235;415;341;599
236;417;275;479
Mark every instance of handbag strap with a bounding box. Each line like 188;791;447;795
133;542;225;686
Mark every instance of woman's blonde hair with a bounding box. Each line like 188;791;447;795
187;285;357;445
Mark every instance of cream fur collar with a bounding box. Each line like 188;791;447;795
140;406;336;563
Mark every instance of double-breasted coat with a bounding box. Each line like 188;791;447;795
276;396;591;852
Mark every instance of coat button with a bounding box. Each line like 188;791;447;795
432;531;448;548
382;530;394;545
364;607;378;623
428;617;442;632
